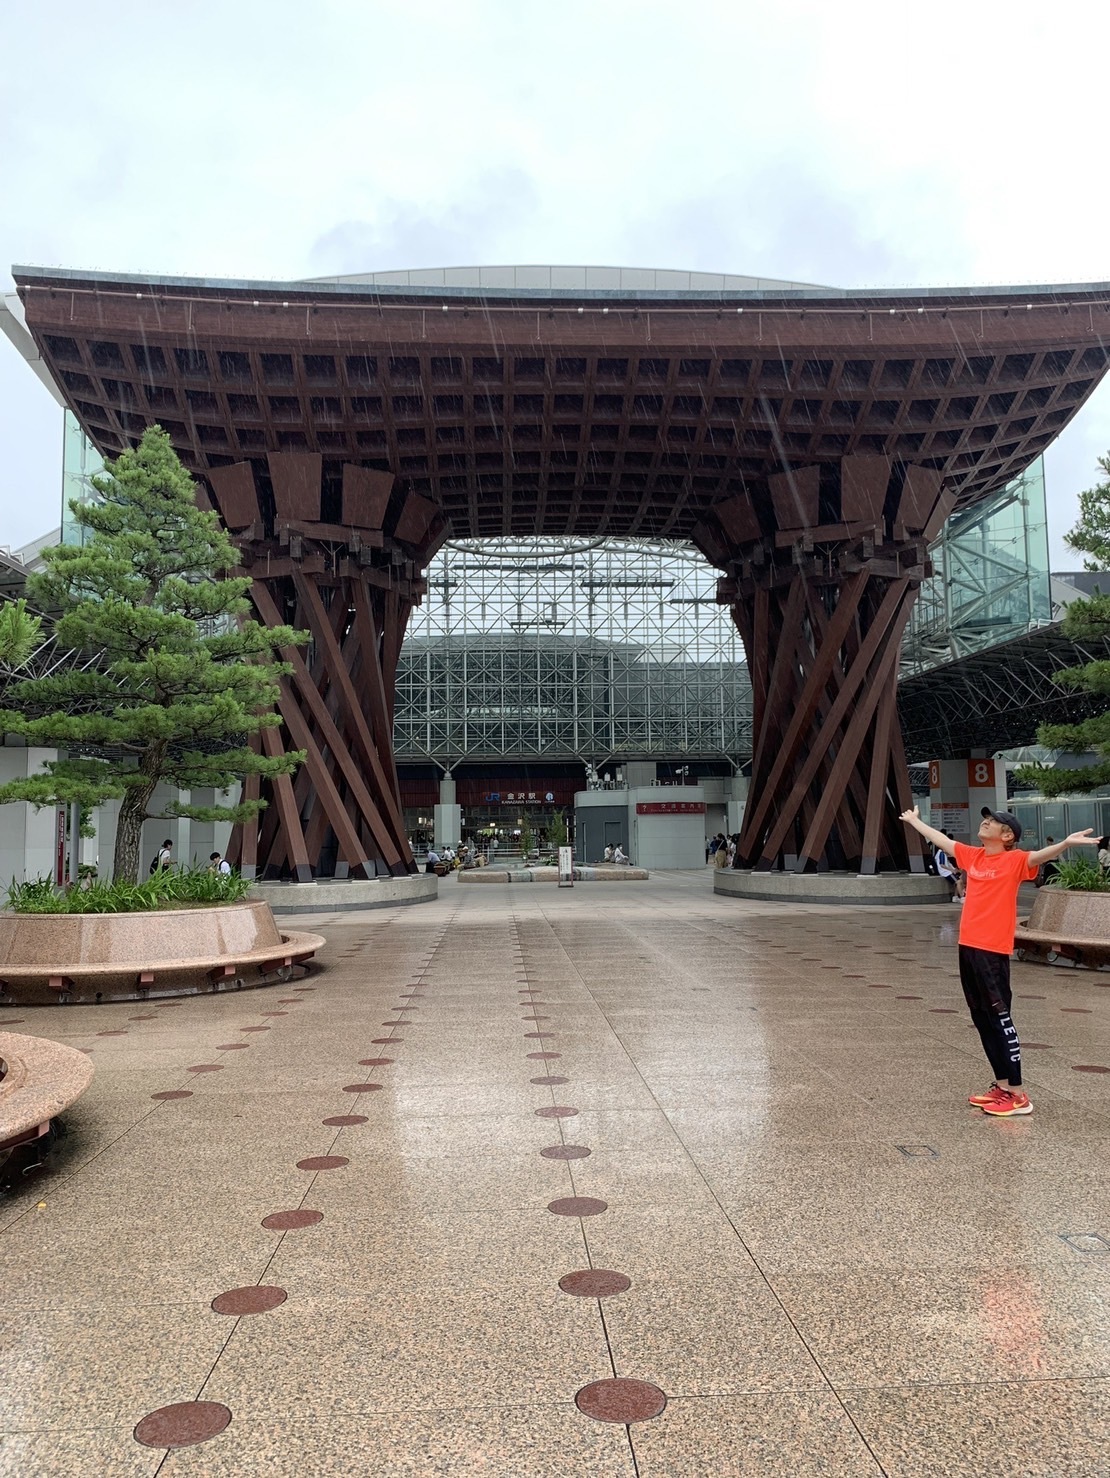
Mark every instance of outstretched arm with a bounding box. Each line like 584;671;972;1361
1028;829;1096;866
900;805;959;856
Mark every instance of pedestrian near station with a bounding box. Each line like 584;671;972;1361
900;805;1097;1117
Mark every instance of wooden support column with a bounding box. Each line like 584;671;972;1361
251;580;399;877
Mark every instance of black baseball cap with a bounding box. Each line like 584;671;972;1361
982;808;1022;841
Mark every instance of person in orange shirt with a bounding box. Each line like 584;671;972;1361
901;805;1097;1117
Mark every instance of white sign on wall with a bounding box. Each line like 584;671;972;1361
934;802;970;837
558;846;574;887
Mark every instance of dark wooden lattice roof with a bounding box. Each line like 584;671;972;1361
14;266;1110;543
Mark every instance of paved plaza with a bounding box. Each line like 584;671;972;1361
2;872;1109;1475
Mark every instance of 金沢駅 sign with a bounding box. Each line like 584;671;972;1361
635;801;706;816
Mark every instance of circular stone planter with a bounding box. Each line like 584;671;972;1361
1015;887;1110;969
0;1031;94;1152
0;901;324;1006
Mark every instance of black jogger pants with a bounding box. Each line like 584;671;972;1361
958;944;1022;1087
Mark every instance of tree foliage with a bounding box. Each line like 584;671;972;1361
1017;455;1110;796
0;426;306;880
0;599;44;668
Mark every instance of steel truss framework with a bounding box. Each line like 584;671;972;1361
15;266;1110;874
898;626;1110;761
396;538;751;764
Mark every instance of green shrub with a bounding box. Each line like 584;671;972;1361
1047;855;1110;892
5;865;252;914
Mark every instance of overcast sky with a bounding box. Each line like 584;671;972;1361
2;0;1108;568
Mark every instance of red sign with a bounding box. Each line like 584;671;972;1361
635;801;706;815
967;759;995;787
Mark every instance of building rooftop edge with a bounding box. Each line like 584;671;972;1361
13;264;1110;305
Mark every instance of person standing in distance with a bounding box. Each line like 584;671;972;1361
209;851;232;876
901;805;1096;1117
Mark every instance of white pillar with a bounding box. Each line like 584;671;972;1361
928;757;1008;842
435;773;461;848
0;747;60;884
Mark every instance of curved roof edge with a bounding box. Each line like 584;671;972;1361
306;265;831;292
13;263;1110;307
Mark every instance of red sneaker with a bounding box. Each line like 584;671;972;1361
968;1083;1007;1107
981;1090;1032;1117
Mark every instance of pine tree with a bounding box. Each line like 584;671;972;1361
0;426;305;881
1018;454;1110;796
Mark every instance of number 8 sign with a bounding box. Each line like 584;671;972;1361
967;759;995;787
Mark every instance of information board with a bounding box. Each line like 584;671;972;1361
558;846;574;887
934;802;970;837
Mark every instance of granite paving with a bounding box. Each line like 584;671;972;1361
1;871;1108;1475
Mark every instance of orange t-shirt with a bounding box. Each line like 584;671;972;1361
953;842;1039;955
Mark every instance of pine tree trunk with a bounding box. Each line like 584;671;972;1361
114;777;157;883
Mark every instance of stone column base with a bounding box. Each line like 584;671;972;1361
715;870;951;906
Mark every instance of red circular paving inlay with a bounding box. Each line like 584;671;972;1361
296;1155;349;1171
134;1400;232;1449
575;1377;666;1423
342;1083;383;1093
154;1003;181;1008
559;1269;631;1297
531;1075;569;1086
1073;1064;1110;1073
151;1090;193;1100
527;1051;561;1060
371;1037;402;1045
895;995;923;1000
1024;1042;1052;1049
211;1285;287;1316
541;1144;591;1160
216;1043;249;1051
381;1020;413;1027
262;1208;323;1230
187;1064;224;1073
359;1057;394;1067
1062;1008;1094;1014
929;1009;958;1014
323;1114;369;1126
277;999;301;1005
129;1014;156;1021
240;1026;270;1033
96;1029;127;1037
1017;994;1046;999
261;1011;288;1017
548;1196;607;1217
525;1031;555;1040
523;1015;551;1022
536;1105;578;1118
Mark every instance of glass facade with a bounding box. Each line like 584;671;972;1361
396;539;751;765
61;409;104;546
900;457;1051;678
